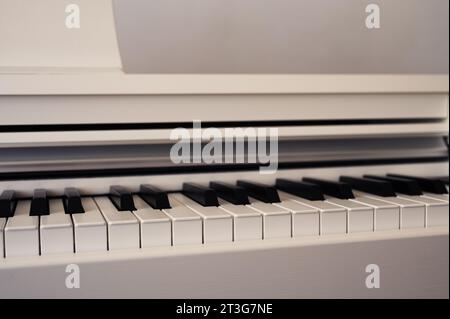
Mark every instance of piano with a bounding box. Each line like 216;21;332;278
0;0;448;298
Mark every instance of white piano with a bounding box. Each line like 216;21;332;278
0;0;448;298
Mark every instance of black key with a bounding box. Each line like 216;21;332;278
436;176;449;185
209;181;250;205
364;175;423;196
140;184;171;209
182;183;219;207
387;174;448;194
63;188;85;214
30;189;49;216
109;186;136;211
275;179;324;201
339;176;396;197
302;177;355;199
237;180;280;203
0;190;17;218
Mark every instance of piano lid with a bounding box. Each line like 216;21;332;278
113;0;449;74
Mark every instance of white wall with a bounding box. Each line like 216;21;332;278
0;0;121;69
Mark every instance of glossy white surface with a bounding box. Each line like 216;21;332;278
132;196;171;248
72;197;107;253
40;200;73;255
94;196;139;250
4;201;39;257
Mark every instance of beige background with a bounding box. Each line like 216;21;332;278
0;0;121;69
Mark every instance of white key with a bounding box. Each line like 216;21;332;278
351;196;400;231
279;191;347;235
72;197;107;253
171;194;232;243
247;201;291;239
275;200;319;237
0;218;5;258
94;197;139;251
399;195;449;227
327;198;374;233
4;200;39;257
219;203;262;241
40;200;74;255
163;196;202;245
363;195;425;229
132;196;171;247
300;200;347;235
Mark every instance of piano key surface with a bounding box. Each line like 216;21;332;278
4;200;39;257
398;195;449;228
303;177;355;199
218;202;263;241
182;183;219;207
132;195;172;248
423;193;449;201
94;196;139;251
274;200;320;237
139;184;171;209
209;181;250;205
237;180;281;203
326;198;374;233
171;193;232;243
0;173;447;260
275;179;325;201
340;176;396;197
247;200;291;239
350;196;400;231
0;218;5;257
0;190;16;218
363;175;423;196
279;191;347;235
40;199;74;255
63;187;85;214
29;189;49;216
355;191;426;229
72;197;107;253
387;174;448;194
109;185;136;211
379;197;425;229
164;195;203;245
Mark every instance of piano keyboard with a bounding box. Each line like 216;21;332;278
1;174;448;258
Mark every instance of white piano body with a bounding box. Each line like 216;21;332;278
0;0;448;298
